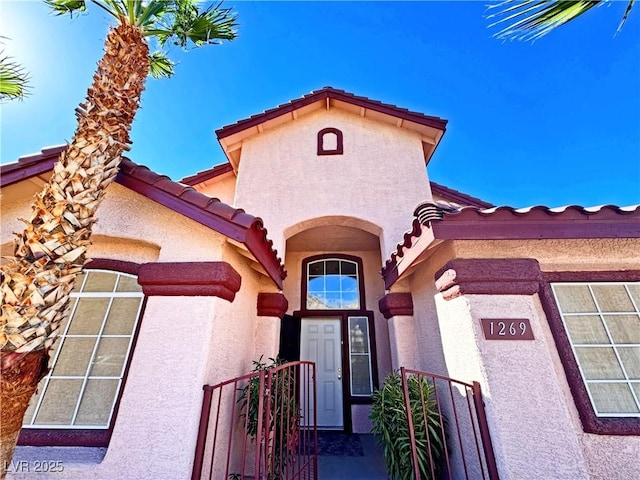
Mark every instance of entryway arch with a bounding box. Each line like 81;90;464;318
280;216;391;433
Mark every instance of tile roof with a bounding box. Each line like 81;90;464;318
429;181;494;208
215;86;448;139
180;162;234;186
382;203;640;289
1;147;286;288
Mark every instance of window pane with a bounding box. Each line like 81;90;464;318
22;378;45;425
83;271;117;292
324;292;341;309
589;383;639;414
349;317;372;396
604;315;640;344
618;347;640;379
341;292;359;309
91;337;130;377
34;379;83;425
350;318;369;354
564;315;608;344
575;347;624;380
103;298;141;335
326;260;340;275
341;261;356;275
341;275;358;292
308;261;324;276
75;379;119;426
554;285;596;313
351;356;372;396
308;276;324;293
116;274;141;292
71;273;85;293
306;258;361;310
307;293;326;310
628;285;640;308
591;285;635;312
67;298;109;335
632;383;640;401
325;275;341;292
53;337;96;376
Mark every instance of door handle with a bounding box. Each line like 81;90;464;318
337;375;342;380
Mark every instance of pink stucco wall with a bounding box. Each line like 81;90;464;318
191;171;237;206
400;238;640;479
4;183;271;480
233;108;433;261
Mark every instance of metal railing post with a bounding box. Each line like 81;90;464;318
472;381;500;480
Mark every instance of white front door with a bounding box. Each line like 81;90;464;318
300;318;343;429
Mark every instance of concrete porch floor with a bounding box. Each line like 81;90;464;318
318;434;389;479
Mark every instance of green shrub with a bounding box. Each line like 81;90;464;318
370;371;447;479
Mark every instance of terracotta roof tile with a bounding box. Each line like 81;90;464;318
382;203;640;289
216;86;447;139
1;147;286;288
429;181;493;208
180;162;234;185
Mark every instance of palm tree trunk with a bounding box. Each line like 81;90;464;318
0;20;149;477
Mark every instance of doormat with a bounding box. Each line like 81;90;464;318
315;432;364;457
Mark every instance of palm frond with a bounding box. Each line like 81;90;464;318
617;0;636;32
135;0;170;28
44;0;87;17
487;0;634;41
148;51;176;79
151;0;237;48
0;52;30;102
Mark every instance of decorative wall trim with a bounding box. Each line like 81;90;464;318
435;258;541;300
138;262;241;302
257;293;289;318
84;258;141;275
379;293;413;319
317;127;344;155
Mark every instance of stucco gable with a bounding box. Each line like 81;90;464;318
215;87;447;171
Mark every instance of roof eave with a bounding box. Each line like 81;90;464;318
382;205;640;289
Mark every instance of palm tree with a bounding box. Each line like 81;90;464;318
0;1;236;475
487;0;635;41
0;39;30;101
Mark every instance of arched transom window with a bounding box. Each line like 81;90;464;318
306;258;360;310
23;269;144;431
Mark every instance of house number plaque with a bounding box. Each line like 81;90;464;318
481;318;534;340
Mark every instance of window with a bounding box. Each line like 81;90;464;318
306;258;360;310
317;127;343;155
22;270;143;437
348;316;373;396
551;282;640;418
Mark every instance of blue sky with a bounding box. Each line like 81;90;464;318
1;1;639;208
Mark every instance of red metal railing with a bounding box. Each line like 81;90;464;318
400;367;499;480
192;361;317;480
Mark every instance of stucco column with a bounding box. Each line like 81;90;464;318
103;262;241;480
379;293;419;370
434;259;589;480
255;293;288;359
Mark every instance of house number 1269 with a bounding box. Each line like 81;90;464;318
481;318;535;340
